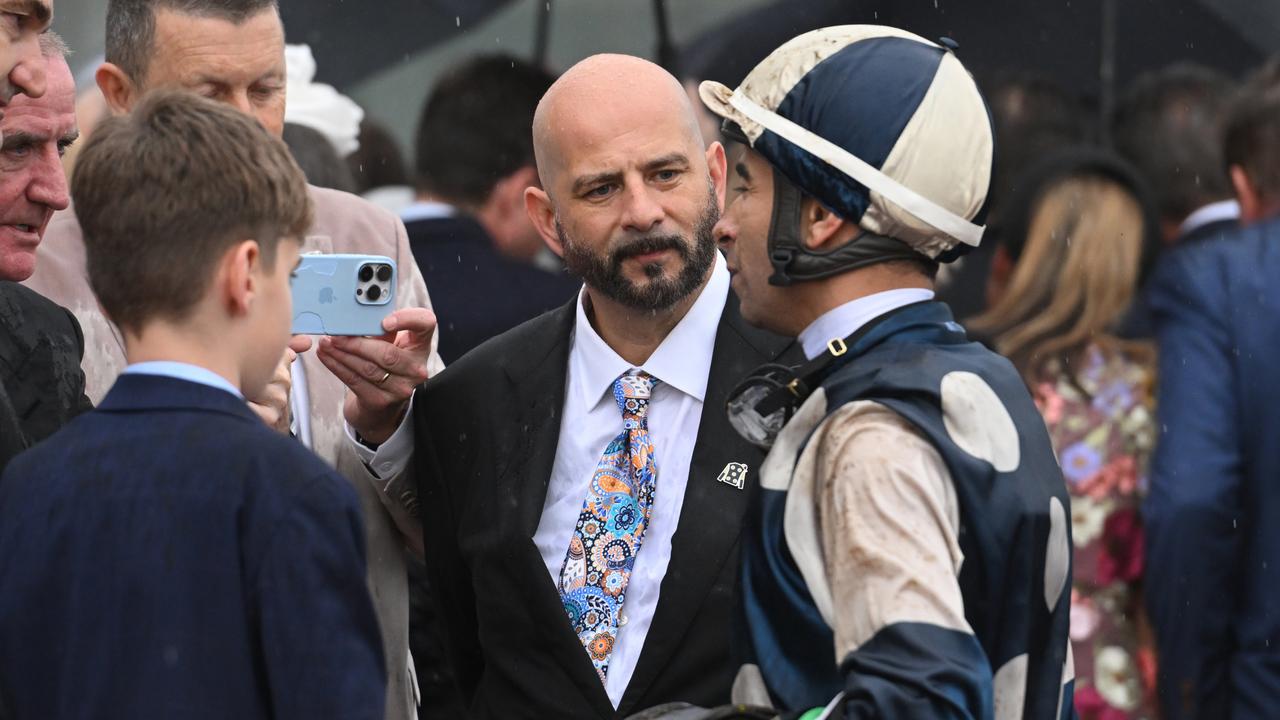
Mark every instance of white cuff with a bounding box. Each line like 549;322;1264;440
345;393;415;479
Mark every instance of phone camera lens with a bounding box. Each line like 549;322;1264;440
366;285;382;302
376;265;392;282
359;265;374;283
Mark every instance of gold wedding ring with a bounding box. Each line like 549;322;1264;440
376;371;392;386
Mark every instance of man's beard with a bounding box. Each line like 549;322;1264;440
558;191;719;312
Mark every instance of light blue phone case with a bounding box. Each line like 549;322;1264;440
290;254;397;336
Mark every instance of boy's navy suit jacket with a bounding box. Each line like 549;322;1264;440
0;373;386;720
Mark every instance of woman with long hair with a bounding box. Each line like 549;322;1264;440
969;149;1161;720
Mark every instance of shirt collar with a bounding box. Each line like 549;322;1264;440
399;200;457;225
798;288;936;360
1179;199;1240;236
123;361;244;399
571;252;730;410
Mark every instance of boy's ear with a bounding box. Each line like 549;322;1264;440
222;240;261;317
801;197;858;252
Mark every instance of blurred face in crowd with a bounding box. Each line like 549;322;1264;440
0;52;73;281
526;54;727;312
0;0;51;117
100;7;287;136
714;144;791;331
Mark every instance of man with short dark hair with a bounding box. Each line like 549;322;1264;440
407;54;580;363
0;89;385;720
0;39;91;477
1142;55;1280;720
24;2;441;717
1112;63;1238;246
1223;58;1280;224
1111;63;1239;339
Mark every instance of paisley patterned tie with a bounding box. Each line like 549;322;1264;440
558;372;660;684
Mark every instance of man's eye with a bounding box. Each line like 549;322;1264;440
654;170;678;182
586;185;614;199
5;145;30;158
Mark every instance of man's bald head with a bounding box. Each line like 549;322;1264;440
532;54;705;192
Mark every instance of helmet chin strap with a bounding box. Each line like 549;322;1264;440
765;166;931;287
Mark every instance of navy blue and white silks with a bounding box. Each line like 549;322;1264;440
730;302;1074;719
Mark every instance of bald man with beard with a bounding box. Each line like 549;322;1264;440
413;54;796;718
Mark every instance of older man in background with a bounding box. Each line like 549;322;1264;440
0;0;61;477
23;1;440;717
0;37;91;480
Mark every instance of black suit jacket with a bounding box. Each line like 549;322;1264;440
406;214;582;364
414;293;794;718
0;282;91;474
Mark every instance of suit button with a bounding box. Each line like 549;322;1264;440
380;462;393;474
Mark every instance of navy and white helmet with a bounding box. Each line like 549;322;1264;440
700;25;994;265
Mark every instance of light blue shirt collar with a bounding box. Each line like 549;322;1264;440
123;361;244;399
798;288;936;360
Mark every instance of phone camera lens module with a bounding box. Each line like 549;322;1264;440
376;265;392;282
359;265;375;283
366;285;383;302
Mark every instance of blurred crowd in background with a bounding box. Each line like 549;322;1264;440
7;1;1280;718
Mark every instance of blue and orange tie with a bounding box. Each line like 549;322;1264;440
558;372;660;684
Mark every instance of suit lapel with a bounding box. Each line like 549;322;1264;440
498;302;574;538
496;302;619;716
619;296;795;713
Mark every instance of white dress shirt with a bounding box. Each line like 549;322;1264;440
798;288;936;360
532;253;730;707
1178;198;1240;237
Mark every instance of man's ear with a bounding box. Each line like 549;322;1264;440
222;240;261;317
801;197;857;252
1231;164;1263;223
524;186;563;258
705;140;727;210
95;62;138;115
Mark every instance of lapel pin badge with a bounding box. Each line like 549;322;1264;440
717;462;749;490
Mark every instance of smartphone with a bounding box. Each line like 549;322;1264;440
290;253;396;336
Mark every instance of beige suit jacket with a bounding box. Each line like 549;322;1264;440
24;184;440;720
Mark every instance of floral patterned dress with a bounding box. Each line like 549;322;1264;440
1033;345;1158;720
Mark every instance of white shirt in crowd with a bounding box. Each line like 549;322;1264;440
1178;198;1240;237
532;252;730;707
